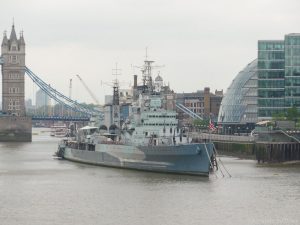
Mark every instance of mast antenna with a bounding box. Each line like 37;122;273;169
145;47;148;60
112;63;121;106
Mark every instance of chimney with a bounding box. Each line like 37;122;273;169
204;87;210;94
133;75;137;88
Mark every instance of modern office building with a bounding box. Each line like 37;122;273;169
25;99;34;110
257;33;300;118
285;34;300;109
257;40;285;117
218;60;258;133
218;33;300;133
36;88;50;108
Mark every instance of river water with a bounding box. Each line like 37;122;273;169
0;128;299;225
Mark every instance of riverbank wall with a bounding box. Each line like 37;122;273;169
191;132;300;163
213;141;255;158
255;142;300;163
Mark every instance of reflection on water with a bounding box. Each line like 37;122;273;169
0;128;299;225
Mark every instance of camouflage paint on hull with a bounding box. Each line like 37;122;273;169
61;143;214;176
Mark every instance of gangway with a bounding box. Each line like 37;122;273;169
176;103;203;120
279;130;300;143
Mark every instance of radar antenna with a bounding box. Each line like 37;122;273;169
134;49;165;94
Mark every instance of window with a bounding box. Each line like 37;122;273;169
8;73;19;79
9;55;18;64
8;87;20;93
8;99;20;110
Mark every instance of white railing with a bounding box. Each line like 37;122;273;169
190;132;255;142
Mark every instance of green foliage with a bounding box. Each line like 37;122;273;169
287;106;299;121
193;119;209;127
272;106;300;122
272;112;286;121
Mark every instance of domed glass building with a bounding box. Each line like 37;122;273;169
218;60;258;134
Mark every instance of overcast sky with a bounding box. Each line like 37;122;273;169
1;0;300;104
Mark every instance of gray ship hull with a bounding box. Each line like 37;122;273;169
60;143;215;176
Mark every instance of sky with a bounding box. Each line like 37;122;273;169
1;0;300;105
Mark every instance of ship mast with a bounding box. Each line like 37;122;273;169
112;63;120;106
140;48;164;94
111;63;121;129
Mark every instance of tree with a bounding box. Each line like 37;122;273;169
272;112;286;121
193;119;209;128
287;106;299;121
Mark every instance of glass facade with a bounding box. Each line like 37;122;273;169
218;60;257;125
257;40;285;118
219;33;300;124
285;34;300;107
257;34;300;118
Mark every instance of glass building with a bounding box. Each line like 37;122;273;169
285;34;300;108
218;33;300;131
218;60;257;133
257;40;285;117
257;33;300;118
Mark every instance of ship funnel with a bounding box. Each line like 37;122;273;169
133;75;138;88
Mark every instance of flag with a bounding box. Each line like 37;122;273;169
209;119;216;131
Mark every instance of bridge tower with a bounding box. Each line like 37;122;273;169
1;24;26;116
0;23;31;142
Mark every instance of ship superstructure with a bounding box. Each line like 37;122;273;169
57;57;216;176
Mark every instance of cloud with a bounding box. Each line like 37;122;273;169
1;0;300;104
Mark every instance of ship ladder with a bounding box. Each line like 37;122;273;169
211;154;218;171
204;143;218;178
212;143;232;178
55;144;65;159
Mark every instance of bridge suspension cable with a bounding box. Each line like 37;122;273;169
176;103;203;120
25;66;103;118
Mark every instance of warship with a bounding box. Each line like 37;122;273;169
56;59;216;176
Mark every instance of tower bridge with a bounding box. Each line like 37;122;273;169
0;24;103;141
31;115;90;122
0;24;104;119
25;66;103;118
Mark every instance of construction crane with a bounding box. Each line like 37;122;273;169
76;74;100;105
69;78;72;99
68;78;73;117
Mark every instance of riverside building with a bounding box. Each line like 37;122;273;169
176;88;223;125
218;33;300;134
258;33;300;119
218;60;258;134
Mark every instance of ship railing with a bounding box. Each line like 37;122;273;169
100;140;125;145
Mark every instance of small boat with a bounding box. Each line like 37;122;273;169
50;123;69;137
